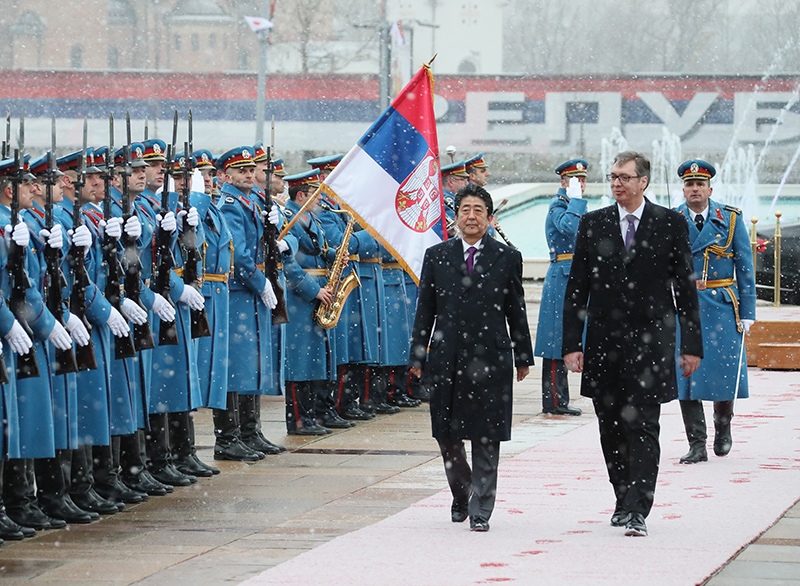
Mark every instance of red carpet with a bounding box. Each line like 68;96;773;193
241;369;800;586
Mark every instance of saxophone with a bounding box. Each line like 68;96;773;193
313;215;361;329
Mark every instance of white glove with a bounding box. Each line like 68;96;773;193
40;223;63;250
567;177;583;200
151;293;176;322
121;298;148;325
178;285;205;311
48;321;73;351
65;313;91;347
156;211;176;233
69;224;93;255
101;217;123;239
267;206;281;226
106;307;131;338
741;319;755;334
277;239;290;253
124;215;142;239
260;280;278;309
178;207;199;227
5;222;30;248
4;320;32;355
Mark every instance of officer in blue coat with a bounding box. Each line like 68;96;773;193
282;169;338;435
534;159;589;416
217;146;281;459
441;161;468;238
673;160;756;463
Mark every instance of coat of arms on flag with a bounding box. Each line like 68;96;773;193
320;60;446;282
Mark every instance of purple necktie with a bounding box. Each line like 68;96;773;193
466;246;477;274
624;214;637;251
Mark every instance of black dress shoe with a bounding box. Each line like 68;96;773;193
374;402;400;414
624;513;648;537
0;509;35;539
679;444;708;464
214;439;263;462
714;413;733;457
610;510;632;527
121;473;169;497
7;505;65;530
142;470;174;493
258;434;287;453
340;407;374;420
96;478;148;504
149;464;195;487
470;517;490;532
544;405;582;416
318;414;355;429
242;434;284;455
390;395;421;408
288;424;330;436
451;501;468;523
173;455;215;477
65;495;100;521
40;498;94;524
71;489;121;514
191;453;221;474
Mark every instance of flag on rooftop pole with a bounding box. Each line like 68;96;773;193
244;15;274;33
321;60;446;283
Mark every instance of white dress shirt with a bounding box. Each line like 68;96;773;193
617;200;646;242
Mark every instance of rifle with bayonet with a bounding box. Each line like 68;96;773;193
102;114;136;359
179;110;210;338
8;112;39;378
43;115;78;374
67;118;97;371
263;118;288;325
122;112;154;351
2;110;9;159
154;112;178;345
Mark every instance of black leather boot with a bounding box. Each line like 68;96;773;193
713;401;734;457
35;452;93;524
170;410;214;477
147;413;196;486
94;439;148;504
120;432;169;496
213;392;263;461
679;400;708;464
239;395;283;454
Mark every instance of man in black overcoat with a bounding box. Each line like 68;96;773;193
563;151;703;537
410;184;533;532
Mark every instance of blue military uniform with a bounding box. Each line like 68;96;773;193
534;159;588;415
673;159;756;463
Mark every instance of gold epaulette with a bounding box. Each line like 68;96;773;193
724;205;742;215
553;253;573;262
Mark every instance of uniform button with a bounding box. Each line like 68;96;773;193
217;288;221;294
713;271;718;276
712;290;717;295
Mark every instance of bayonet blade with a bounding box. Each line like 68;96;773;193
171;110;178;151
126;111;132;146
109;113;114;156
81;118;88;175
144;116;149;141
271;115;275;153
188;109;193;154
51;114;57;165
19;110;24;153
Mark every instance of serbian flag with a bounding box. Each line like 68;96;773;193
320;63;446;283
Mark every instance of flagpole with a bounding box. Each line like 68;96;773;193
277;184;323;241
255;1;270;143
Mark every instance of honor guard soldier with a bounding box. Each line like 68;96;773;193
194;149;217;195
465;154;490;187
441;161;469;238
534;159;588;416
282;169;338;435
28;154;96;525
674;160;756;463
217;147;281;459
1;155;71;532
271;158;289;206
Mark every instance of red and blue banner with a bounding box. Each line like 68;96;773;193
321;64;446;282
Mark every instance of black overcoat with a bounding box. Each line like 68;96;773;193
562;200;703;405
410;234;533;442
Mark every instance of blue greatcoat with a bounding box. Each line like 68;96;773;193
378;245;410;366
23;202;79;450
219;182;274;395
0;227;21;459
79;202;115;445
282;199;337;382
534;188;588;359
316;199;376;366
104;186;153;431
674;199;756;401
196;192;232;409
1;203;57;458
142;188;202;413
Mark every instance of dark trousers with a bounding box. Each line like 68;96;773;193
437;438;500;521
541;358;570;411
285;380;319;431
593;396;661;517
334;364;362;414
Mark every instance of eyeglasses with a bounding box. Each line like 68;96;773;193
606;173;640;183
